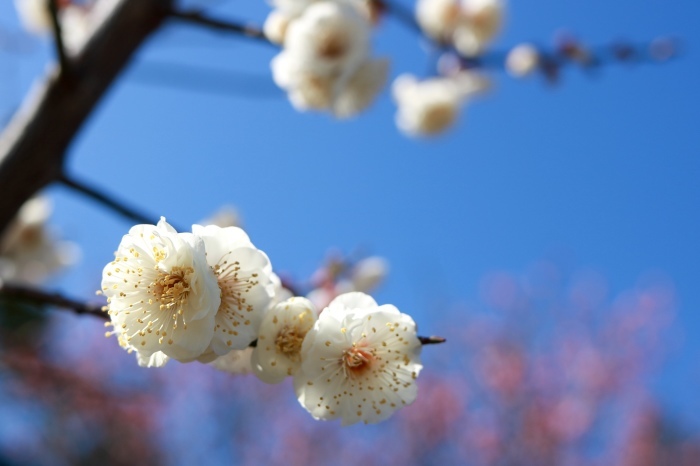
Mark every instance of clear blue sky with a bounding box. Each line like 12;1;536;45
1;0;699;429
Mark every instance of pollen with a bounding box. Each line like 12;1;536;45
343;346;374;378
150;266;193;311
274;325;306;362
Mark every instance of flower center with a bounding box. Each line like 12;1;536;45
275;326;305;362
423;103;456;134
151;266;193;311
343;347;374;377
317;32;349;60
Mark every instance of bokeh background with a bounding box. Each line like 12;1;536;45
0;0;698;464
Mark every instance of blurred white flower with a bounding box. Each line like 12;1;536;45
136;351;170;368
295;292;423;425
273;53;337;110
349;256;389;292
192;224;278;356
102;218;221;364
0;196;79;285
306;286;336;310
251;297;318;383
264;9;292;45
285;2;369;76
392;71;489;136
198;205;242;230
271;1;386;116
306;254;390;309
210;347;255;375
58;4;90;53
416;0;460;42
14;0;54;35
332;58;389;118
506;43;540;77
14;0;91;53
454;0;504;56
416;0;504;56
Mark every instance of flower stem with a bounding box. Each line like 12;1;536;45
168;9;272;45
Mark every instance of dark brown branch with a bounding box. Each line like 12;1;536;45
0;0;174;235
0;281;108;320
168;10;271;45
419;336;446;345
47;0;69;74
57;173;177;229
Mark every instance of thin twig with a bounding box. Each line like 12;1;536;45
249;335;445;348
0;281;108;320
168;10;272;45
419;336;446;345
377;0;423;35
47;0;70;75
57;173;181;230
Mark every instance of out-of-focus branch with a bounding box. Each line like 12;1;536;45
0;0;174;235
168;10;271;44
449;38;677;77
58;173;177;229
47;0;69;74
0;281;108;320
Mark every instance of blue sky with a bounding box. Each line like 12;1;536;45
2;0;699;430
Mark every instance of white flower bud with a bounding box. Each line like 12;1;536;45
506;43;540;77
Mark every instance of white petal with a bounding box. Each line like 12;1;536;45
327;291;378;314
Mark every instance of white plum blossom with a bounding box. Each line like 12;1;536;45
392;71;489;136
416;0;505;56
192;224;277;356
271;1;387;117
294;292;423;425
251;297;318;383
101;218;221;366
506;43;540;77
0;196;79;285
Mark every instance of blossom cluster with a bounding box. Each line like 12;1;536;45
101;218;423;425
262;0;501;136
266;0;388;118
416;0;504;57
